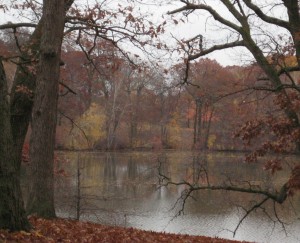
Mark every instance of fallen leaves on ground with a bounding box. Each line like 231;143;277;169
0;216;253;243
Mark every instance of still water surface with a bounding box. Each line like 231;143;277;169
49;151;300;243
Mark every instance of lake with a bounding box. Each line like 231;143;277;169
27;151;300;243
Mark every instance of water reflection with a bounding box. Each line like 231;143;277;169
37;151;300;242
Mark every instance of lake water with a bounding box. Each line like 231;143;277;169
46;151;299;242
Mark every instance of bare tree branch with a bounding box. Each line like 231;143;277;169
188;40;245;60
168;2;241;32
233;197;269;237
59;81;77;96
273;201;288;236
58;110;90;148
0;22;37;30
165;181;289;204
243;0;290;30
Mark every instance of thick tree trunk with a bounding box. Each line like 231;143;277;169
26;0;66;218
9;0;75;160
0;59;30;231
9;17;44;175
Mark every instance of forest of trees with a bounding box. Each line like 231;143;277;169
56;52;284;152
1;39;298;152
0;0;299;234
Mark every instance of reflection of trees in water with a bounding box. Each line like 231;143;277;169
102;153;157;198
53;152;159;222
102;153;116;196
128;156;137;179
54;153;104;221
49;151;299;236
158;152;299;236
103;153;116;180
127;156;138;196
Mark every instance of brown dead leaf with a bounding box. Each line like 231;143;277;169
0;216;254;243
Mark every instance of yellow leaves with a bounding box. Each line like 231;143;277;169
64;102;106;149
166;112;182;149
207;134;216;149
280;55;297;67
267;54;298;69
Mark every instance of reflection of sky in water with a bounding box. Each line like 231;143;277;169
121;193;300;243
51;151;300;243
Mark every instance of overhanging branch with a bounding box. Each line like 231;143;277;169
164;181;289;204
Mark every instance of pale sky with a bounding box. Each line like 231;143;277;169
133;0;289;67
0;0;290;67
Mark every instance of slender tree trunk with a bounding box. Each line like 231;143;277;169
160;93;168;147
130;87;142;148
193;103;198;146
193;99;202;148
187;100;191;128
106;86;119;149
0;59;30;231
197;102;202;147
128;89;133;148
26;0;66;218
204;106;214;150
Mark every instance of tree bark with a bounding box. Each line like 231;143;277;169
10;17;44;175
0;59;30;231
26;0;66;218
